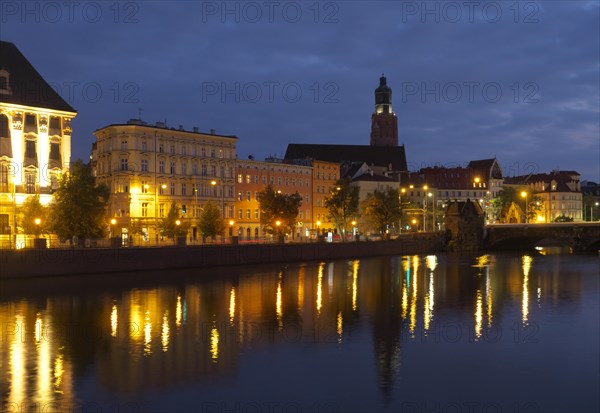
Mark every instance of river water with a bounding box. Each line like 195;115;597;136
1;251;598;413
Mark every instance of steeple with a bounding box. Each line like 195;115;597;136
370;74;398;147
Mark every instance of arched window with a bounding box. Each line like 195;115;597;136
0;114;11;158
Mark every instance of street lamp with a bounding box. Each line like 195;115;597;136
34;218;41;239
110;218;116;239
229;219;235;237
521;191;528;223
316;220;321;235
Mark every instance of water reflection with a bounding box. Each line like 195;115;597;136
0;252;596;412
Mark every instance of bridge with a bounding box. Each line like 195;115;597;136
484;222;600;252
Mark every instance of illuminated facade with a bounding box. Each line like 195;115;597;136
234;158;312;239
0;41;76;247
370;74;398;147
92;120;237;243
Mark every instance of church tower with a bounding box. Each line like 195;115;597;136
370;74;398;147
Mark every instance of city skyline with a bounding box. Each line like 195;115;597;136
1;1;598;180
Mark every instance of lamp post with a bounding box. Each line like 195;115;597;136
275;220;282;244
521;191;528;223
590;202;599;221
423;185;428;232
400;187;406;233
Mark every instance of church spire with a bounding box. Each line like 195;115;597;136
370;74;398;147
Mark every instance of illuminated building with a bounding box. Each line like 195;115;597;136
234;157;312;239
92;120;237;243
0;41;77;247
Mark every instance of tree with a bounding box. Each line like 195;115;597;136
198;201;225;239
257;185;302;236
526;196;545;222
361;188;402;235
324;177;359;237
159;202;190;239
554;214;574;222
20;194;49;237
48;160;109;241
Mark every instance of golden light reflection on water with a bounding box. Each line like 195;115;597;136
474;289;483;340
229;287;236;325
36;316;52;405
409;256;418;336
35;314;42;343
54;352;64;391
297;266;305;311
175;295;182;328
352;260;359;311
337;311;343;344
424;266;435;333
276;277;283;330
210;325;219;363
161;311;170;352
9;315;25;407
316;263;324;315
522;255;532;325
111;304;118;338
474;254;490;269
144;310;152;356
486;273;493;328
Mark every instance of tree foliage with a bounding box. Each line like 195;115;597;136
20;195;49;236
198;201;225;238
257;185;302;235
361;188;402;235
324;177;359;236
159;202;190;238
48;160;109;240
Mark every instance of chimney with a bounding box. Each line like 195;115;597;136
193;127;199;133
210;129;216;135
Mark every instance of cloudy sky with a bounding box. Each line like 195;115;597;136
2;1;599;180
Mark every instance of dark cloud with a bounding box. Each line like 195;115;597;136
1;0;598;179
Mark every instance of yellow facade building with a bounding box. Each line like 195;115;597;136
92;120;237;244
0;41;76;248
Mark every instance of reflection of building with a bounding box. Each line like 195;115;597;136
234;158;312;239
92;120;237;242
504;170;583;222
0;41;77;246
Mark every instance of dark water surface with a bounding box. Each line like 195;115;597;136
1;252;598;413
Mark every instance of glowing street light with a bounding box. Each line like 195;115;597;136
521;191;528;223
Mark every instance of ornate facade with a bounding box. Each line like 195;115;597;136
0;41;76;247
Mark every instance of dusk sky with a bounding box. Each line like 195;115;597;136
2;1;598;180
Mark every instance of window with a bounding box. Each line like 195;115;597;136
201;148;206;157
159;183;165;195
182;145;186;155
210;149;215;158
159;143;164;153
120;158;128;171
246;191;251;201
24;114;36;133
141;140;147;151
159;160;165;173
0;214;9;234
202;164;207;176
192;163;198;175
121;140;128;150
277;177;282;185
254;209;259;219
254;175;259;184
25;140;36;159
170;145;175;154
0;164;8;192
246;209;251;219
49;143;60;161
305;195;309;204
159;204;165;218
238;209;243;219
181;183;187;196
299;179;302;187
170;162;176;174
211;165;216;176
270;176;274;185
246;174;251;184
181;163;187;175
141;203;148;217
141;159;148;172
220;166;225;178
25;172;36;194
238;174;243;183
237;192;242;201
170;182;175;195
141;181;148;193
262;176;267;185
285;178;289;186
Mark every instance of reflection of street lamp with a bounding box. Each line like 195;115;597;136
521;191;528;223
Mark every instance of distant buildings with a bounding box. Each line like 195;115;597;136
0;41;77;246
504;171;583;222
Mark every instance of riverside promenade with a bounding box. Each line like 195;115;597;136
0;236;444;279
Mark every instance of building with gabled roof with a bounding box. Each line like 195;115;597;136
0;41;77;247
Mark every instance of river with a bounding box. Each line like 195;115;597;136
1;250;598;413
